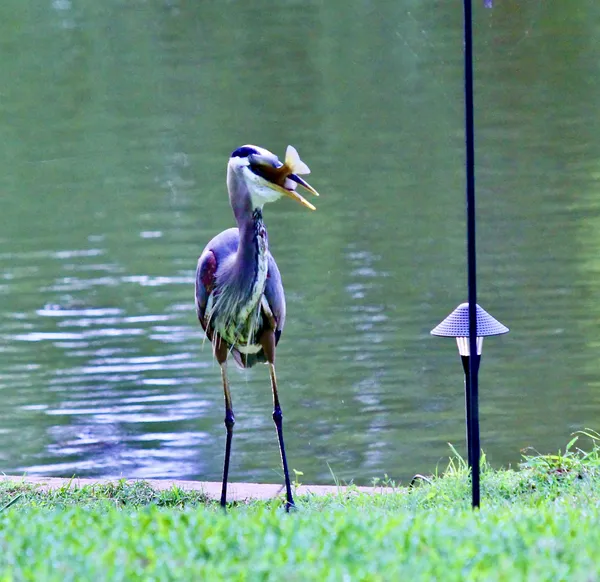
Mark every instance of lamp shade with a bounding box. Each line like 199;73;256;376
431;303;509;338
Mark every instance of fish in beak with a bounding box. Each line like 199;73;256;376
249;145;320;210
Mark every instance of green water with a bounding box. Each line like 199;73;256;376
1;0;600;485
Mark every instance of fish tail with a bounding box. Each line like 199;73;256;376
284;145;311;175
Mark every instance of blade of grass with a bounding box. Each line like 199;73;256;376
0;493;23;513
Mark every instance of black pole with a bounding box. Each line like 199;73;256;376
463;0;480;508
461;354;481;471
460;356;472;467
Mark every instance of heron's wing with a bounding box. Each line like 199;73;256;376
263;252;286;345
195;228;240;336
195;250;217;335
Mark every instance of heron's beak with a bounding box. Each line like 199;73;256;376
249;146;320;210
267;174;320;211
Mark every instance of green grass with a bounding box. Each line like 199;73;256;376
1;430;600;581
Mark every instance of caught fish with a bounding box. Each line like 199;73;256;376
281;145;316;193
248;145;320;210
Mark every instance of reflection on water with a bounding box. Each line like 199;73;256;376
2;0;600;485
2;282;212;479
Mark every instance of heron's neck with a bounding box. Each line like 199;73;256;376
236;206;267;262
232;206;269;312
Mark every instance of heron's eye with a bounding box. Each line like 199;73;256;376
231;146;259;158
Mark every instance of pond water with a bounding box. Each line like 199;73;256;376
2;0;600;485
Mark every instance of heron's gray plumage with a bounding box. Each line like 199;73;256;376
196;223;285;368
195;147;289;368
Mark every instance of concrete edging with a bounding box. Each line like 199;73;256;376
1;476;395;502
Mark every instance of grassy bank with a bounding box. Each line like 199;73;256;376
1;431;599;581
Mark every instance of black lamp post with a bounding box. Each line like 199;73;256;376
431;302;508;507
436;0;497;508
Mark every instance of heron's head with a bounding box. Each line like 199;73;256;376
227;144;319;212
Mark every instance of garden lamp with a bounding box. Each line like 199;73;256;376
431;302;508;505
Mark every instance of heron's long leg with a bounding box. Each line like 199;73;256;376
268;362;294;511
220;362;235;508
215;337;234;509
260;328;294;511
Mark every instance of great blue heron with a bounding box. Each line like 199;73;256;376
195;144;320;510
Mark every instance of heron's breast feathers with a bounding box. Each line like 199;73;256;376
205;232;270;349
